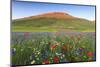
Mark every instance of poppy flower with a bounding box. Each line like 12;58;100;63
55;32;60;36
53;56;59;63
87;52;93;57
79;47;84;50
70;35;74;40
51;45;57;50
43;60;50;64
77;36;81;40
62;45;67;51
24;32;29;39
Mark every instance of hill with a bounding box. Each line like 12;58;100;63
12;12;95;32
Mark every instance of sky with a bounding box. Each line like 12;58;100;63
12;1;96;20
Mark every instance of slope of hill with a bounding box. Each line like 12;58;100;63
12;12;95;32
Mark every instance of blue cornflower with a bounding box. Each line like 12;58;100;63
41;51;48;59
11;48;16;56
30;53;35;60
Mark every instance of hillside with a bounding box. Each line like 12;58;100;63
12;12;95;32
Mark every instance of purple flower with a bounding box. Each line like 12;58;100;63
12;48;16;56
32;53;35;59
41;51;49;59
30;53;35;60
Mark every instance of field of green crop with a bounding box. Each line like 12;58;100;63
11;32;96;66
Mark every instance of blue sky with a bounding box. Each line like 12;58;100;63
12;1;96;20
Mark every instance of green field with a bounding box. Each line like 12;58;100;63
12;18;95;32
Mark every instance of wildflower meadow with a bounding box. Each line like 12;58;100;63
11;32;96;65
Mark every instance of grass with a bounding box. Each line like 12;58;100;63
12;18;95;32
12;26;57;32
12;26;95;32
11;32;96;66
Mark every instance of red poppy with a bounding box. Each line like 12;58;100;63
87;52;93;57
79;47;84;50
55;32;60;36
77;36;81;40
53;56;59;63
24;32;29;39
70;35;74;40
51;45;57;49
43;60;50;64
62;45;67;51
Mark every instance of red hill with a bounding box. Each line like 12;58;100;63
23;12;75;20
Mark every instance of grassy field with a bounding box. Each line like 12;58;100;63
12;26;95;32
12;18;95;32
11;32;96;66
